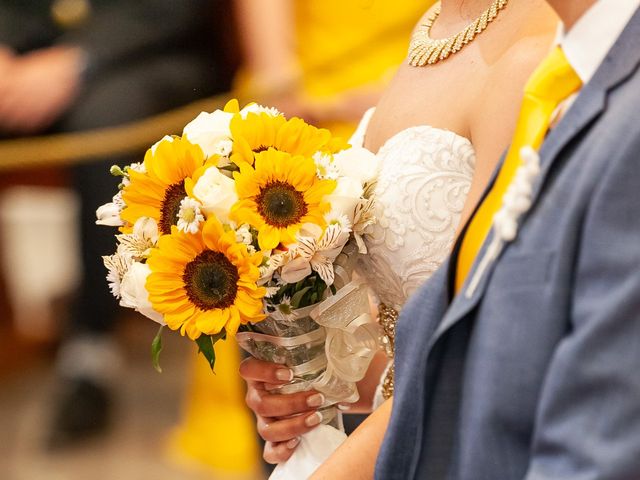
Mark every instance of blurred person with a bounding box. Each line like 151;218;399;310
233;0;430;137
0;0;235;448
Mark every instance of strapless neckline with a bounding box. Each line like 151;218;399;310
352;107;474;156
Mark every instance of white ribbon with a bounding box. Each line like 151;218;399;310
237;239;379;479
309;279;379;403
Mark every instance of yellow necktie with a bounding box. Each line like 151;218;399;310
455;47;582;293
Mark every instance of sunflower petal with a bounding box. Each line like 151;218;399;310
258;225;281;250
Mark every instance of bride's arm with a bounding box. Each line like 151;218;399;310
232;0;299;93
310;398;392;480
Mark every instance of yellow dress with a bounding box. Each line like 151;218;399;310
294;0;427;99
168;1;433;476
292;0;432;138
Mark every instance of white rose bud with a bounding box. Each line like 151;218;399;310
324;176;364;223
192;166;238;223
183;110;234;159
332;147;380;184
119;262;165;325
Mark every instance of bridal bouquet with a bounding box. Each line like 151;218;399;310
97;99;380;478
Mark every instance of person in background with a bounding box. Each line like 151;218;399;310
233;0;431;137
0;0;236;448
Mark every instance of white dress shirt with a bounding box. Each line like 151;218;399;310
561;0;640;84
548;0;639;127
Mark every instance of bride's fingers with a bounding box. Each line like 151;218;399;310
239;357;293;384
256;411;323;443
246;387;324;418
263;439;299;464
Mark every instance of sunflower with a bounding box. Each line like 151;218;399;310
229;111;345;166
231;148;336;250
146;217;266;340
121;136;209;235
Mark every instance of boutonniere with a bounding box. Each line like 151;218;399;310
466;146;541;298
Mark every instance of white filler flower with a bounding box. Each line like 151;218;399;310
103;252;133;298
281;224;350;285
176;197;205;234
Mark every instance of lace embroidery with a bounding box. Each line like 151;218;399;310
356;122;476;311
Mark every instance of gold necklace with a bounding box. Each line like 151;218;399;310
408;0;509;67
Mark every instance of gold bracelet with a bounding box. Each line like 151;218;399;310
378;303;398;400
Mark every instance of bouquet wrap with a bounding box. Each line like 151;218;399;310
237;244;379;479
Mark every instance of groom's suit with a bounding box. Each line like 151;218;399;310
376;6;640;480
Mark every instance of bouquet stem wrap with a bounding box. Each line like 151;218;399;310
236;249;379;479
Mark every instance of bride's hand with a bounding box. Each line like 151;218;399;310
239;357;326;463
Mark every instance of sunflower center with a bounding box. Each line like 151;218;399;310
253;144;271;154
256;181;308;228
183;250;240;311
159;182;187;235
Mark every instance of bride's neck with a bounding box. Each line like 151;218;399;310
545;0;596;30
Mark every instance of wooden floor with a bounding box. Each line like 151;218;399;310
0;320;265;480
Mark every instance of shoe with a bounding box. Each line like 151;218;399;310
47;377;112;450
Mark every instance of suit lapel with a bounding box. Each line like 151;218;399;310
532;6;640;202
431;7;640;349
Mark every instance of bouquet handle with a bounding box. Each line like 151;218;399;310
269;424;348;479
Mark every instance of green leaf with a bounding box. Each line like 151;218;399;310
195;331;227;372
291;286;312;308
151;325;164;373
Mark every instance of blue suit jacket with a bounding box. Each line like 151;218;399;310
376;8;640;479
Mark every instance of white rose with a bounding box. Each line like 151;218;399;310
96;202;123;226
183;110;234;159
324;176;364;222
332;147;380;185
119;262;165;325
192;166;238;223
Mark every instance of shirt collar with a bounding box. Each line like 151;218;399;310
560;0;640;83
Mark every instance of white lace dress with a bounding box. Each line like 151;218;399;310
350;108;476;406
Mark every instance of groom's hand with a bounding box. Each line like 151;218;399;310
239;357;326;464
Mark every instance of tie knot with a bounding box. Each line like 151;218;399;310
524;46;583;104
